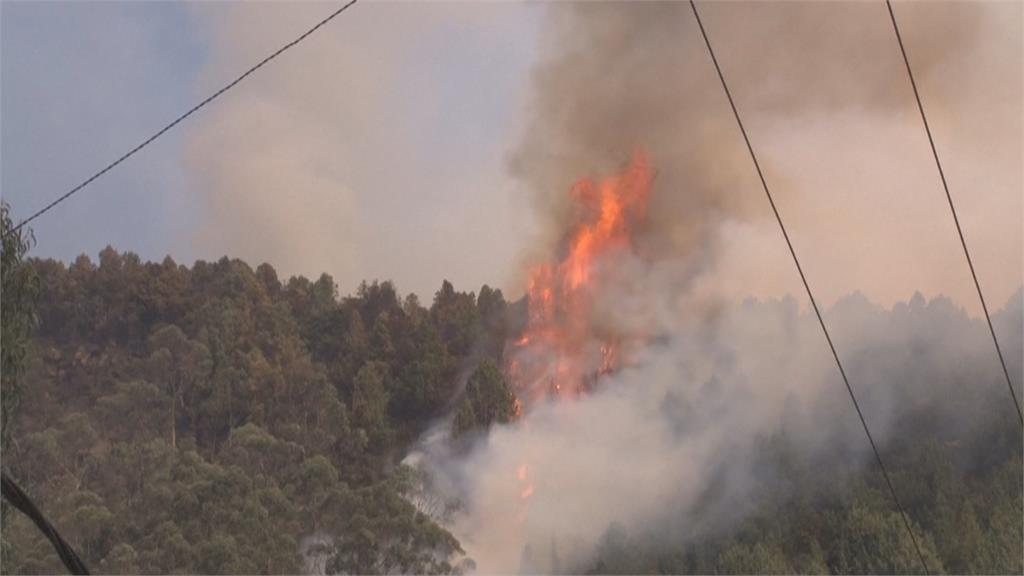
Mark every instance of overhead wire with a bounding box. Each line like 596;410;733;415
2;2;361;572
2;1;1011;573
2;471;90;575
687;1;930;573
2;0;360;242
884;0;1022;427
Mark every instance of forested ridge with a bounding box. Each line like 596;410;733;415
1;227;1021;573
2;240;516;574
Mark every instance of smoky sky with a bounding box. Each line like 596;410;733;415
3;1;1019;310
412;285;1023;573
184;2;544;299
403;3;1022;571
509;1;1021;312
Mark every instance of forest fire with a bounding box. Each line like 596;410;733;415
506;151;653;410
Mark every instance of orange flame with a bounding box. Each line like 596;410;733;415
508;151;653;406
515;463;534;524
506;151;653;529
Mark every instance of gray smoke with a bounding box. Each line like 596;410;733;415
510;1;979;260
506;1;1019;311
404;2;1021;572
414;283;1021;572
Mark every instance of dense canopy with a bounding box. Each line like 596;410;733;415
0;238;1020;574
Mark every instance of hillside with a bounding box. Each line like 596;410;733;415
2;247;1021;574
3;248;514;573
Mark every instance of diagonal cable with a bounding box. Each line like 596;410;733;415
3;471;90;575
885;0;1022;427
3;0;360;241
687;1;930;572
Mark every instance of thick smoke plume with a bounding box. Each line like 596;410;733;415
406;2;1022;573
510;1;978;254
184;3;542;298
415;286;1022;572
508;1;1019;310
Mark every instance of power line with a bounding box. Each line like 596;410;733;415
3;0;360;242
687;1;930;573
885;0;1022;428
2;471;90;575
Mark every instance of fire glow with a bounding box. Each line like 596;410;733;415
503;151;653;532
507;151;654;408
515;464;533;525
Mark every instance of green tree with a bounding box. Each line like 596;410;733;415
451;398;477;440
431;280;480;358
0;202;38;566
147;325;212;449
829;502;943;574
390;320;452;425
716;540;792;574
1;202;38;452
352;362;392;452
100;542;139;574
325;477;461;575
97;380;168;444
451;359;515;440
468;360;516;426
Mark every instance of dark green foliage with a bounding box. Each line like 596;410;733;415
0;251;505;574
1;203;39;562
4;244;1020;575
323;476;461;575
453;359;516;439
352;362;393;452
431;280;481;358
1;202;39;452
451;399;478;442
583;423;1021;575
829;502;940;574
716;540;792;575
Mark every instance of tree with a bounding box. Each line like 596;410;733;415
147;325;212;449
467;359;516;428
431;280;480;358
716;540;792;574
1;202;38;565
353;280;400;327
390;320;452;425
97;380;167;444
100;542;139;573
476;285;508;361
8;245;1023;576
371;312;396;364
255;263;282;295
451;399;477;440
4;251;471;575
1;201;38;453
293;455;341;524
352;362;392;452
451;359;515;440
476;285;506;325
829;502;943;574
325;478;462;575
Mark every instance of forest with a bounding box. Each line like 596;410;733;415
1;202;1021;574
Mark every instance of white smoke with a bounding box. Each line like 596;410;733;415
407;264;1021;572
394;2;1023;571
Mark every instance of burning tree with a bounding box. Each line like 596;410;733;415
507;151;654;410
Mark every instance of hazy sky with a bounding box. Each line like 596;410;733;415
2;1;204;267
2;1;544;299
2;1;1020;312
